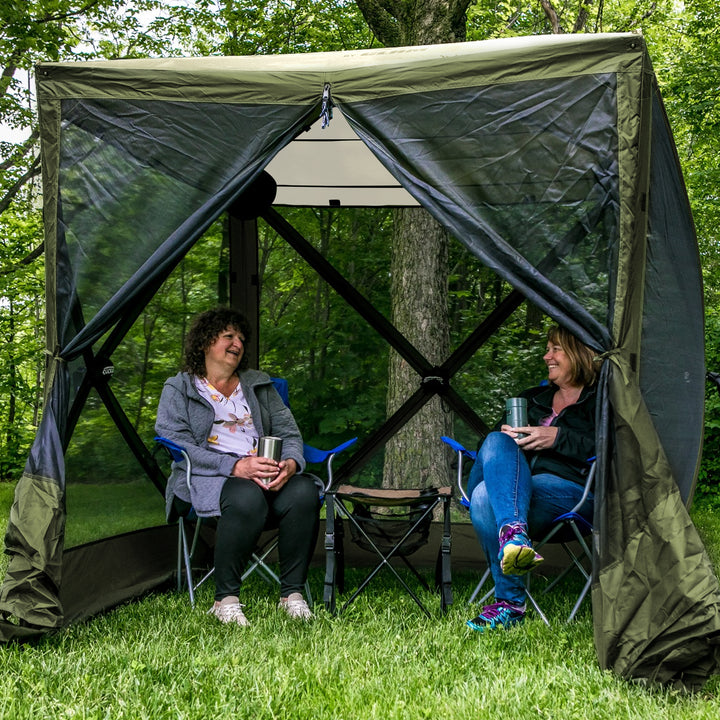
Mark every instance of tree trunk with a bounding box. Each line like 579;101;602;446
355;0;472;489
354;0;470;47
384;208;452;488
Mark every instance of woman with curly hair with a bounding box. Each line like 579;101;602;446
156;307;319;626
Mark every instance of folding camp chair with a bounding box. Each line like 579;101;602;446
533;461;595;622
441;435;595;624
153;436;285;607
154;434;357;608
323;483;453;617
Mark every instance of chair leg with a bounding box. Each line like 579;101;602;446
342;558;432;618
336;518;346;595
568;574;592;622
177;518;185;594
523;586;550;626
543;543;590;596
185;518;215;603
323;493;339;613
469;567;492;604
188;517;203;561
242;538;281;585
193;567;215;596
536;519;592;621
439;495;453;613
402;555;431;591
178;517;196;608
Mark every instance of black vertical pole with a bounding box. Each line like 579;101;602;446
228;212;260;369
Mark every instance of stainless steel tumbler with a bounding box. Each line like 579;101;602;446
505;397;528;438
258;436;283;461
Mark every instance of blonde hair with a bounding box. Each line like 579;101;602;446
547;326;600;387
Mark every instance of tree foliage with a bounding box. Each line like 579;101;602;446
0;211;44;479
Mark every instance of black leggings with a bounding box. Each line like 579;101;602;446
214;473;320;600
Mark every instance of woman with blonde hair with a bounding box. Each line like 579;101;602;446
466;325;600;631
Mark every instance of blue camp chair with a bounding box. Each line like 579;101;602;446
154;434;357;607
154;376;357;608
441;435;595;624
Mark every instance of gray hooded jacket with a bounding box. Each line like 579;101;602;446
155;370;306;518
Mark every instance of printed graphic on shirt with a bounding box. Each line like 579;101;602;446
194;377;259;456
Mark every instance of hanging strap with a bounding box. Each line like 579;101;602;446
320;83;334;129
323;492;338;611
439;492;453;611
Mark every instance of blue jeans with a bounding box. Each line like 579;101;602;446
467;432;593;606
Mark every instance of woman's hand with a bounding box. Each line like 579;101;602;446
501;424;559;451
231;456;281;486
263;458;297;492
231;456;297;491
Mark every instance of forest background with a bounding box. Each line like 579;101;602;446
2;0;720;520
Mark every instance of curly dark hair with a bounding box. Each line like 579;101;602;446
182;307;252;377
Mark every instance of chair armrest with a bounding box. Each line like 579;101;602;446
441;436;476;506
154;436;193;493
303;437;358;493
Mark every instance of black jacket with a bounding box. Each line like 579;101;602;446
496;383;597;485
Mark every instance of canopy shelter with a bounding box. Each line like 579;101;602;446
2;33;720;688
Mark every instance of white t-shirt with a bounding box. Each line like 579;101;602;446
194;376;259;457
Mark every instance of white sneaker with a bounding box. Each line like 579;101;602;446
208;597;249;626
278;592;313;620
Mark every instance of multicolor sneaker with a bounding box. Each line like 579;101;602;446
498;523;543;575
466;601;526;632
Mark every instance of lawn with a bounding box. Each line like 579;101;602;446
63;479;166;548
0;481;719;719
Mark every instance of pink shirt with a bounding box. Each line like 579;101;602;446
540;409;558;427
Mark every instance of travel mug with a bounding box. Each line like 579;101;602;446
258;436;283;461
257;436;283;485
505;397;528;438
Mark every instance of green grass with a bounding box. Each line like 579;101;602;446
64;479;165;548
0;483;719;718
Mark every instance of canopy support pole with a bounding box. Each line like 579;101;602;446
94;380;167;495
228;213;260;368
